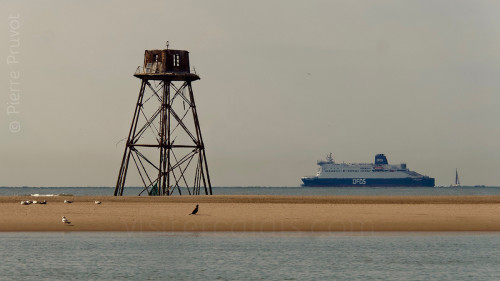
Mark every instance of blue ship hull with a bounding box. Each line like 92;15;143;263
301;177;435;187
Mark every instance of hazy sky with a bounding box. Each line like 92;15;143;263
1;0;500;187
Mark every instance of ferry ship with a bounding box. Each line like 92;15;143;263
301;153;435;187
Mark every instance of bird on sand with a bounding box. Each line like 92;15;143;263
189;204;199;215
64;200;72;204
62;216;71;224
94;201;101;204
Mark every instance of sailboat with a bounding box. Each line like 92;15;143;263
451;169;461;187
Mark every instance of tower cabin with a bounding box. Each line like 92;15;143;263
134;49;199;81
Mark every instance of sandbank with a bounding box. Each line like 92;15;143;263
1;195;499;232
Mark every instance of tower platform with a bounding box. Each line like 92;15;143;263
134;71;200;81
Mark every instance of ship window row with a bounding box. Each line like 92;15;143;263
324;170;372;172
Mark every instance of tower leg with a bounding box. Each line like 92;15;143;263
188;83;212;195
115;81;147;196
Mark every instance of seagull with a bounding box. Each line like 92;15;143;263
95;201;101;204
62;216;71;224
189;204;199;215
20;201;29;205
64;200;73;204
39;200;47;205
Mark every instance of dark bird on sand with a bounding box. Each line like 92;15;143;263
189;204;199;215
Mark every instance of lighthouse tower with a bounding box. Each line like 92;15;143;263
114;48;212;196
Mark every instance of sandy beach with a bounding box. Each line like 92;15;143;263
1;195;500;232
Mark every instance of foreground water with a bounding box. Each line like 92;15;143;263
0;232;498;280
1;185;500;196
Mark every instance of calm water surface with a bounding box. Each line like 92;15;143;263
0;232;498;280
1;186;500;196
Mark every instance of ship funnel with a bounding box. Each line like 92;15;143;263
375;154;388;165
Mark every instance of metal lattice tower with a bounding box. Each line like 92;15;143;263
115;48;212;196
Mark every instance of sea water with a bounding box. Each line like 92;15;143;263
1;185;500;196
0;232;498;280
